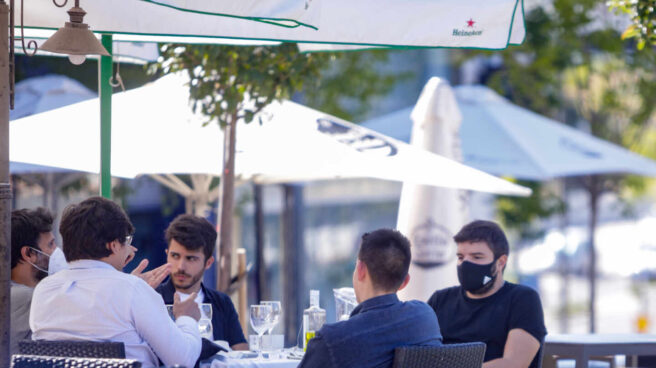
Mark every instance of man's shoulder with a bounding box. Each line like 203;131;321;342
202;286;236;307
10;282;34;310
503;282;541;300
38;266;149;292
402;299;438;316
427;285;461;305
11;282;34;298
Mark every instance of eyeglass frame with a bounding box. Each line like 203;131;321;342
123;235;133;247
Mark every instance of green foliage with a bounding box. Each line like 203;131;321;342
455;0;656;231
153;44;403;124
301;50;411;121
154;43;330;127
497;180;566;238
609;0;656;49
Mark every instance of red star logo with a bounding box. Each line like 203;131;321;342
466;18;475;28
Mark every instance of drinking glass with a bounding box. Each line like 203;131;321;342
200;303;213;320
260;301;281;335
250;304;273;359
198;303;213;339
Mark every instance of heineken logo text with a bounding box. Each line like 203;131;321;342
453;18;482;37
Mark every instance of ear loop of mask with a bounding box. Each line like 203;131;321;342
25;247;49;273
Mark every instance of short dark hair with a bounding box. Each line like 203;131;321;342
358;228;411;292
453;220;509;259
11;208;54;269
165;214;216;261
59;196;135;262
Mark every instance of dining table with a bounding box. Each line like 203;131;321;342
201;350;302;368
542;333;656;368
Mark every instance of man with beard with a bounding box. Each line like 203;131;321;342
427;220;547;368
9;208;58;355
156;214;248;351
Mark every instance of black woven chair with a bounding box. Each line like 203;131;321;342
393;342;487;368
11;355;141;368
18;340;126;359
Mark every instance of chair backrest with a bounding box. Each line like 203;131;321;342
11;354;142;368
393;342;487;368
18;340;126;359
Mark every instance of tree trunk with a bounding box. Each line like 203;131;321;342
282;184;305;347
218;115;238;292
558;179;570;333
587;175;600;333
253;183;267;302
0;3;12;365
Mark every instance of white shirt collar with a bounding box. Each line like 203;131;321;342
67;259;115;270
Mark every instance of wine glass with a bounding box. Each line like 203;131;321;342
261;301;281;335
250;304;273;359
198;303;213;339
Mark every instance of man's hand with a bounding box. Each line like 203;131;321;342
124;245;138;267
131;259;171;289
173;291;201;321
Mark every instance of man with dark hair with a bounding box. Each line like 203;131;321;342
30;197;202;368
299;228;442;368
9;207;57;354
427;220;547;368
156;214;248;351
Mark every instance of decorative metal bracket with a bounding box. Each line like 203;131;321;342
8;0;74;109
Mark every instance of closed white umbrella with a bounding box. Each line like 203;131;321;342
397;77;466;301
10;72;531;196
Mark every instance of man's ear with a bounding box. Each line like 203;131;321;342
205;255;215;270
356;260;367;281
497;254;508;273
106;240;121;255
20;246;36;263
397;274;411;291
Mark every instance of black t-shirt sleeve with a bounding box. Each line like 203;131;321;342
427;291;439;310
508;287;547;343
427;288;449;313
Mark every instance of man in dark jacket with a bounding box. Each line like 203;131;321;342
299;228;442;368
156;214;248;351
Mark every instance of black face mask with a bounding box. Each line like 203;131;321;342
457;260;497;295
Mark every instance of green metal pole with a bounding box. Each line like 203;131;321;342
99;35;113;199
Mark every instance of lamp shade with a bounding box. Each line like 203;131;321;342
40;22;109;56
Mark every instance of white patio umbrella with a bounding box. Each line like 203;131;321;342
21;0;525;49
362;83;656;332
20;0;320;32
10;72;531;195
10;74;95;120
396;78;466;302
363;85;656;179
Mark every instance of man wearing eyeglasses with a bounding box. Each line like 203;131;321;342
30;196;202;368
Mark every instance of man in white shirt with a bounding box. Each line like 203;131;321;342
30;196;202;368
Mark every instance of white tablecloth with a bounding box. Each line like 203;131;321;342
208;358;300;368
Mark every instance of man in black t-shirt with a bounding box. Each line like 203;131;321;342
427;220;547;368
